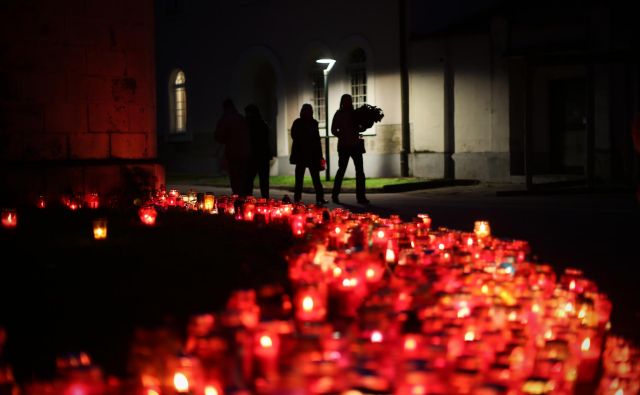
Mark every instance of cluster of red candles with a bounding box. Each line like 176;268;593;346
1;191;639;395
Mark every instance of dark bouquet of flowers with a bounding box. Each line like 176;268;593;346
354;104;384;131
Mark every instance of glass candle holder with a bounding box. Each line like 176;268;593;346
474;220;491;239
138;205;157;226
92;218;108;240
85;192;100;209
204;193;216;213
1;209;17;228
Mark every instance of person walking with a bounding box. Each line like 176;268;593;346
214;98;251;196
289;103;327;205
245;104;273;198
330;94;369;204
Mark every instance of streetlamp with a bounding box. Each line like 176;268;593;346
316;58;335;181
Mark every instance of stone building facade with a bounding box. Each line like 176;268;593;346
156;0;639;187
0;0;163;204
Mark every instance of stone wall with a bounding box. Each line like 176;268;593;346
0;0;162;205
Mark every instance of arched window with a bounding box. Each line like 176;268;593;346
311;66;326;131
348;48;367;109
170;70;187;133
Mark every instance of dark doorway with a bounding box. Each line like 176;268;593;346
549;79;587;174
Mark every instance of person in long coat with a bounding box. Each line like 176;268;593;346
330;94;369;204
214;98;251;196
289;103;327;204
245;104;273;198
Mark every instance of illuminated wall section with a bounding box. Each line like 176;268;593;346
409;28;511;181
0;0;163;204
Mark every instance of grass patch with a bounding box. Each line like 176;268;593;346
167;173;429;191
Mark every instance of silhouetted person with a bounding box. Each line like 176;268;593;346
289;104;327;204
245;104;273;198
214;98;251;196
331;94;369;204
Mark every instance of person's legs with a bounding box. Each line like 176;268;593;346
352;152;368;203
294;164;305;202
332;150;350;202
309;168;325;202
258;160;270;199
245;159;257;197
228;163;242;195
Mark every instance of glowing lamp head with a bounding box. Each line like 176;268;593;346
581;337;591;352
316;58;336;74
173;372;189;393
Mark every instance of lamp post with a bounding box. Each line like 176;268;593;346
316;58;335;181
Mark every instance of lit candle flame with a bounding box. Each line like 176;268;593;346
366;268;376;279
302;296;314;312
474;220;491;238
260;335;273;348
342;278;358;288
205;386;220;395
404;337;417;351
173;372;189;393
370;330;383;343
385;247;396;263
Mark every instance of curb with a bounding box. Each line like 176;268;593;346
292;179;480;194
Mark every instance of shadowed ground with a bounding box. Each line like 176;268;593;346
0;207;295;381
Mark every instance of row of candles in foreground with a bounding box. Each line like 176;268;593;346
2;190;639;395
